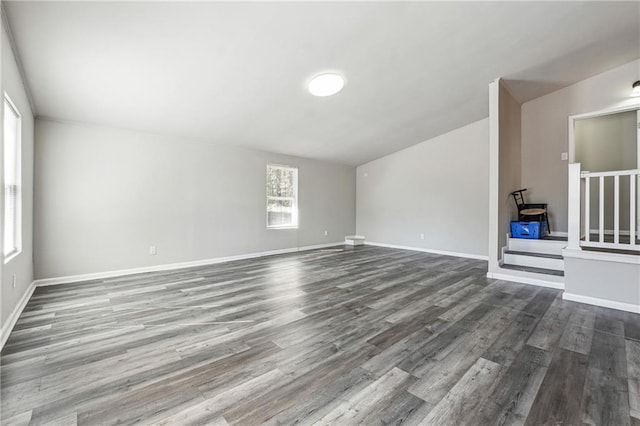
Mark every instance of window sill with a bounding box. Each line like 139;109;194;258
4;249;21;264
267;226;299;230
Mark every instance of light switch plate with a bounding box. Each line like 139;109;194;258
561;152;568;161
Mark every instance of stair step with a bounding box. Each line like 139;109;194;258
503;251;564;271
508;237;567;256
500;264;565;277
542;235;568;241
504;250;563;260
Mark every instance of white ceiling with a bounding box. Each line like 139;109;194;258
5;2;640;165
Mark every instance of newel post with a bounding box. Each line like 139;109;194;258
567;163;582;250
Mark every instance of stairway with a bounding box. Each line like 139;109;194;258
501;235;567;276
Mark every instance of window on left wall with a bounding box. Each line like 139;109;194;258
3;94;22;262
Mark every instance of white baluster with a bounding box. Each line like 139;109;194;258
614;175;619;245
584;176;590;242
631;175;637;247
568;163;582;250
599;176;604;243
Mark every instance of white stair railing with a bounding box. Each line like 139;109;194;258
568;163;640;252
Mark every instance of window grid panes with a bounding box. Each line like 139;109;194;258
4;94;21;261
266;164;298;228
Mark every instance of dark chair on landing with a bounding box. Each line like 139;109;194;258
510;188;551;234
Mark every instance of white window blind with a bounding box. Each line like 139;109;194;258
266;164;298;228
4;94;22;261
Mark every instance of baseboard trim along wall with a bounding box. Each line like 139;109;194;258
563;292;640;314
3;240;482;349
34;242;345;286
0;280;37;349
486;271;565;290
365;241;489;261
0;242;343;350
549;231;568;237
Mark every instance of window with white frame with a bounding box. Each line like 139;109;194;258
4;94;22;261
266;164;298;228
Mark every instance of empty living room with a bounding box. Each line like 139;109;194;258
2;1;640;425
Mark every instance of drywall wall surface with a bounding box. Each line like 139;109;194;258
356;118;489;258
488;80;500;270
521;59;640;232
564;255;640;309
575;110;637;231
497;82;522;260
34;119;355;278
1;24;35;327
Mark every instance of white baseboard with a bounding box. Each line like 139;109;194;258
365;241;489;261
0;280;36;349
550;231;568;237
486;271;565;290
33;242;344;287
563;292;640;314
1;242;344;350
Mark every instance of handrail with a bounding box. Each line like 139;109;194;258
581;169;640;178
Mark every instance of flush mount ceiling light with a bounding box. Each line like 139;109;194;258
632;80;640;97
308;73;345;97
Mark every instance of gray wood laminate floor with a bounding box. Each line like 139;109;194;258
2;246;639;425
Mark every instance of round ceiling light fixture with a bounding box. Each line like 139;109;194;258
308;73;345;97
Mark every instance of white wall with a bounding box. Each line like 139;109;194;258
521;59;640;232
488;80;523;272
1;23;35;328
34;119;355;279
564;252;640;313
356;118;489;258
488;80;500;271
498;82;522;255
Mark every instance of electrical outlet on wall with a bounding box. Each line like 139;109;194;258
420;233;425;240
324;230;328;236
149;246;157;255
